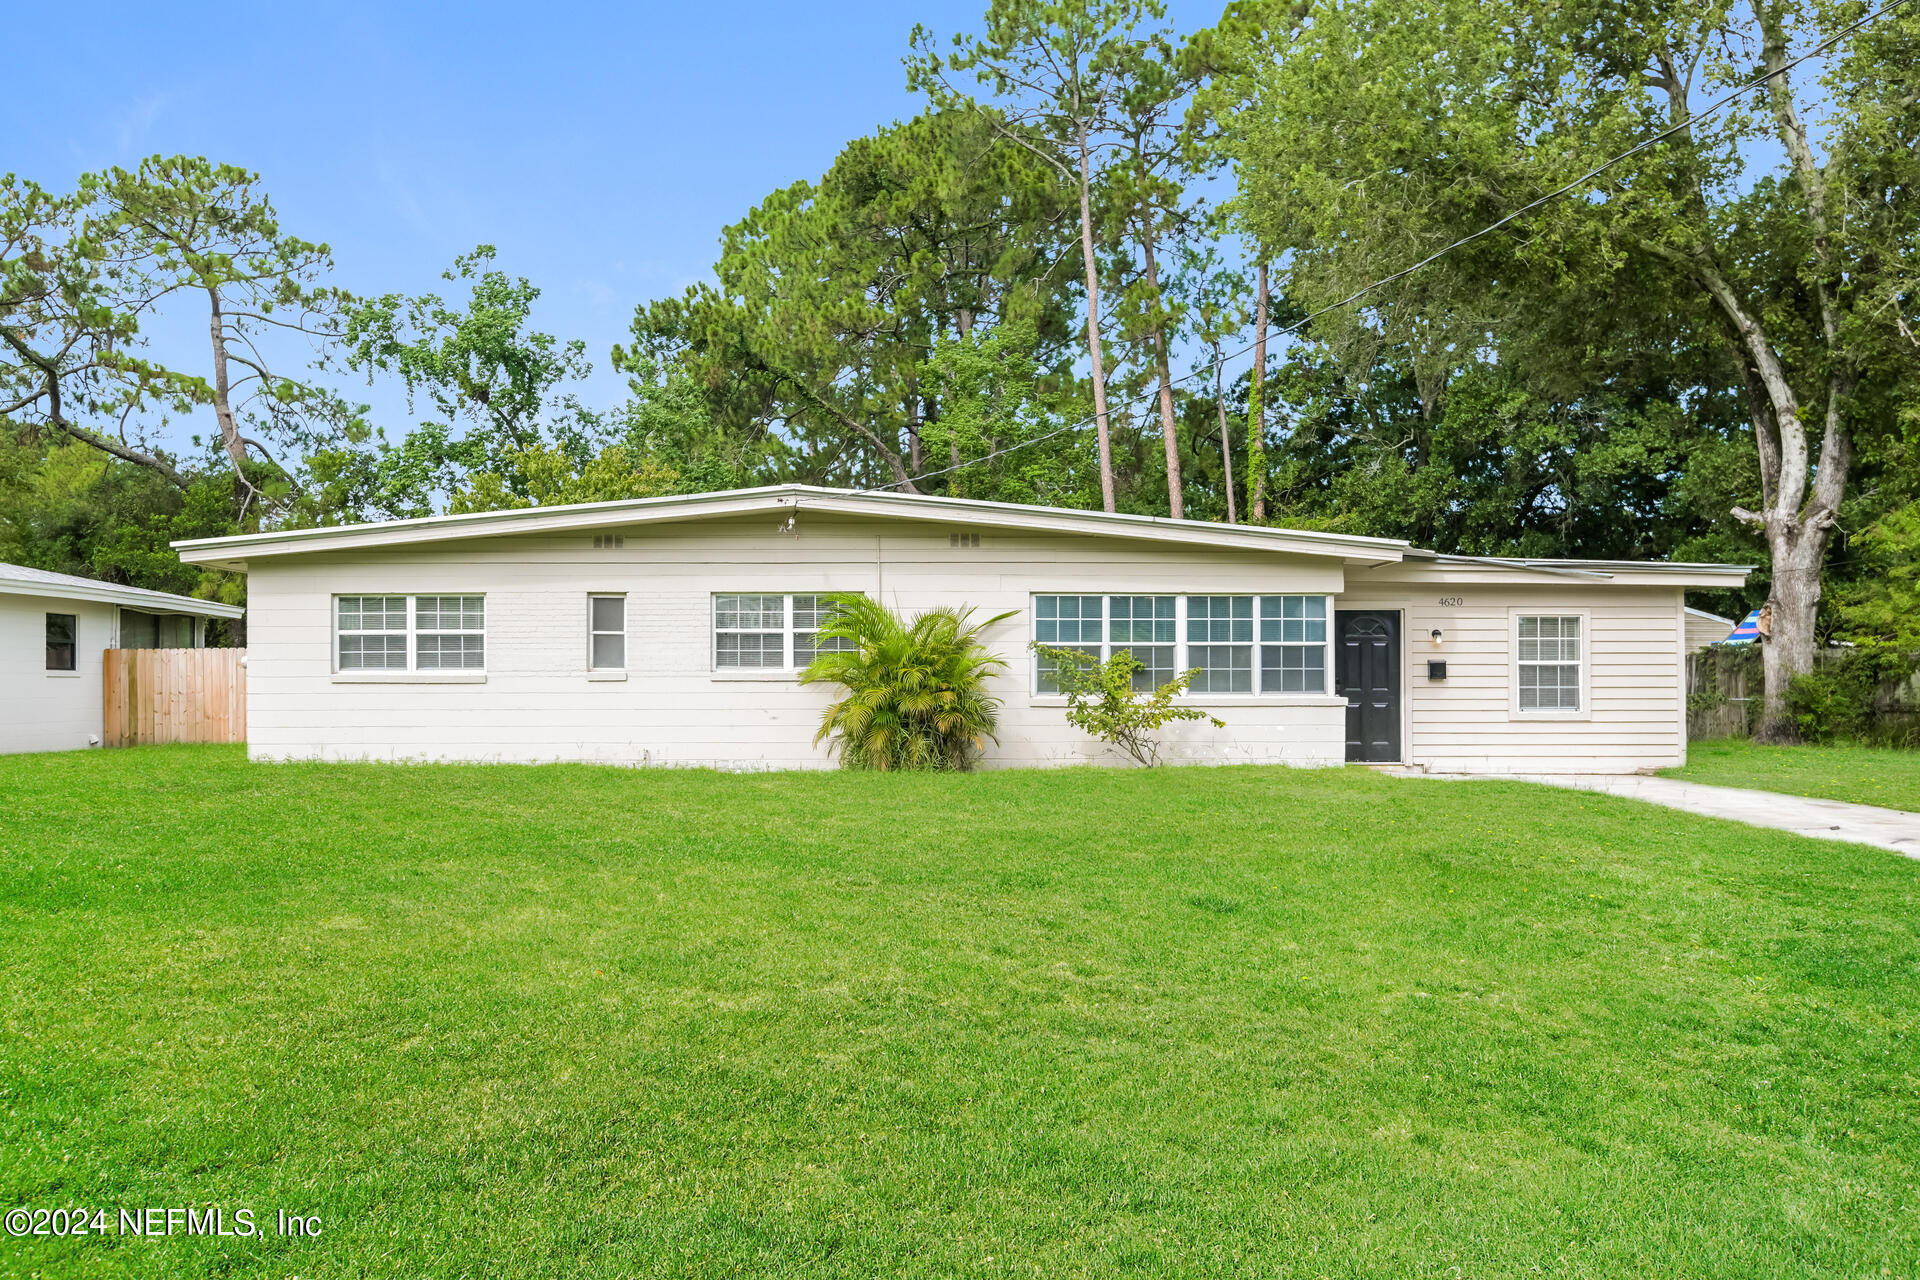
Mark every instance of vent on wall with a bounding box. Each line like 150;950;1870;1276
593;535;626;550
949;532;981;548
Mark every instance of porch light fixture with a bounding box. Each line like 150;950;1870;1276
1430;628;1444;644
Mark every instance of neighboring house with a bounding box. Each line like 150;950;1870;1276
173;485;1749;774
1684;607;1738;652
1;563;245;755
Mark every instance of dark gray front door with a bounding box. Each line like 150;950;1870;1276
1336;610;1401;762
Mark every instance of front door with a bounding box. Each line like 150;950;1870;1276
1336;610;1401;763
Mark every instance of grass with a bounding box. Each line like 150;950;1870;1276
1664;737;1920;813
2;746;1917;1279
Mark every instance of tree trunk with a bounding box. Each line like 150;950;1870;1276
206;288;251;475
1076;126;1116;513
1246;262;1270;521
1139;229;1183;519
1758;520;1825;742
1214;340;1236;524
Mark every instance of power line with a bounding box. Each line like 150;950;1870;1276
864;0;1910;494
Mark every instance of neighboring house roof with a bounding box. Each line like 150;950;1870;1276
171;484;1752;588
0;562;245;619
1685;607;1736;626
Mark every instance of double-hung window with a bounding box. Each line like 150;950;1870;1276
1033;594;1330;696
713;594;853;671
1187;596;1254;693
45;613;76;671
336;596;409;670
415;596;485;669
1261;595;1327;692
589;595;626;670
1033;595;1107;691
1516;615;1582;711
1108;595;1177;690
335;595;485;672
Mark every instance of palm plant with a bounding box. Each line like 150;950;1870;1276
799;593;1014;771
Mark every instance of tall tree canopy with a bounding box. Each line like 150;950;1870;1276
1207;0;1920;736
626;109;1087;498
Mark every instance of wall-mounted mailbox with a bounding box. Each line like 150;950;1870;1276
1427;660;1448;681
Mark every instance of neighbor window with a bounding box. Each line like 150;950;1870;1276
1517;615;1582;711
335;596;485;672
1032;594;1329;696
589;595;626;670
45;613;76;671
714;594;854;670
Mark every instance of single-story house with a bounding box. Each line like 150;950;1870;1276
1;562;245;755
173;485;1750;773
1684;607;1738;652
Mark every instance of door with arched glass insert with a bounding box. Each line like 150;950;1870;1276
1335;611;1401;762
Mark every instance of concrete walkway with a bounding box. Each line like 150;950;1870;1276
1426;772;1920;857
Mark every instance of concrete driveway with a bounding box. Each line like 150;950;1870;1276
1457;773;1920;857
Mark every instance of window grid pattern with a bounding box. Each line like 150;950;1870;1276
335;595;485;672
714;594;857;670
1517;615;1582;711
791;595;854;668
1261;595;1327;693
415;596;485;670
336;595;410;670
1034;595;1329;696
1109;595;1176;691
1187;596;1255;693
590;595;626;670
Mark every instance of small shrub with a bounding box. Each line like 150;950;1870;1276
801;594;1014;771
1034;644;1224;767
1785;645;1920;747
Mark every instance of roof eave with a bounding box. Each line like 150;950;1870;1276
173;484;1410;566
0;578;245;618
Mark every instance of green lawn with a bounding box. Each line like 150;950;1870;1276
1665;737;1920;813
3;748;1917;1279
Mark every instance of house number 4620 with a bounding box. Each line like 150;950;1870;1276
1437;597;1465;607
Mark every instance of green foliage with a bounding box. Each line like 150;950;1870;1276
1034;643;1221;764
0;438;242;609
343;246;600;514
1833;500;1920;649
800;594;1014;771
448;444;681;514
1784;646;1920;748
626;110;1078;493
919;320;1091;505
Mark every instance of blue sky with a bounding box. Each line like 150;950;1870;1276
12;0;1216;450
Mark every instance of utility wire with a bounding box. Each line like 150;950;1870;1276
864;0;1910;494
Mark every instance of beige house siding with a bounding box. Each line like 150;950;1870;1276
1685;608;1736;652
1339;574;1688;773
242;513;1351;770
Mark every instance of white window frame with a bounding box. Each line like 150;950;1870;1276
588;594;627;673
333;595;487;674
1031;593;1335;699
1509;609;1591;719
711;593;853;674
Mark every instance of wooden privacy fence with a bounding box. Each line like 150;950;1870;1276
104;648;246;747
